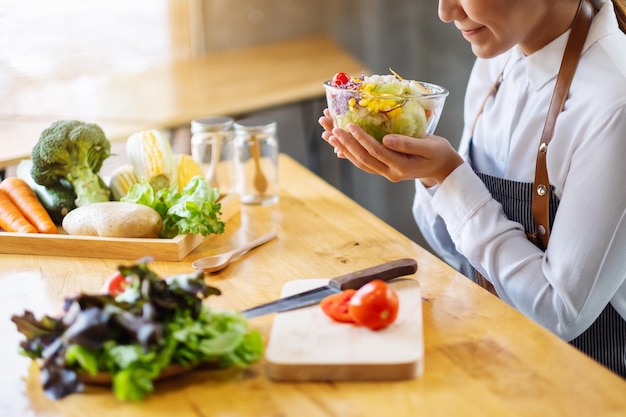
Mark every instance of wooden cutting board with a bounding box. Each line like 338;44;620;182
265;278;424;381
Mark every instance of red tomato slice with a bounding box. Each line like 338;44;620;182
348;280;399;330
320;289;357;323
101;272;129;295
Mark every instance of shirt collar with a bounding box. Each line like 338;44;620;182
522;0;618;91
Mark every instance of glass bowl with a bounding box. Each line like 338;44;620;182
323;74;448;142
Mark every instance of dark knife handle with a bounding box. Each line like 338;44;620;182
328;258;418;290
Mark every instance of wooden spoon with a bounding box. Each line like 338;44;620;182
191;231;277;273
249;135;268;194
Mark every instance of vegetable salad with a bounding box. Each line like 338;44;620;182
324;71;448;141
11;259;263;401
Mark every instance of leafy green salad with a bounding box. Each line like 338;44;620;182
11;259;263;401
324;72;448;142
122;175;225;239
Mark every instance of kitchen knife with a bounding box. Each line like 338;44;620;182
242;258;417;319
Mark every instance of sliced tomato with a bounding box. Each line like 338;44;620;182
320;289;357;323
101;272;129;295
348;280;399;330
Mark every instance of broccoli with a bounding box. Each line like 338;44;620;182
30;120;112;207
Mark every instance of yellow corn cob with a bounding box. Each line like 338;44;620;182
173;153;203;190
126;129;173;191
109;164;140;201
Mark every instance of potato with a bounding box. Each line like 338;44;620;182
62;202;163;238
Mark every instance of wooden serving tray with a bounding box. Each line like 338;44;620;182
0;193;240;261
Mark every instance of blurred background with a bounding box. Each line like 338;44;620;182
0;0;475;253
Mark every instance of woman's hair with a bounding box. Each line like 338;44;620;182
593;0;626;32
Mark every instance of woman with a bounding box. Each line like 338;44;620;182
319;0;626;377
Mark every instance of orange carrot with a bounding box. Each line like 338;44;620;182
0;177;57;234
0;188;37;233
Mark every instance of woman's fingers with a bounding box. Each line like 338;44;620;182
319;117;333;134
327;130;378;173
384;134;464;183
319;109;336;146
318;113;463;183
331;125;387;174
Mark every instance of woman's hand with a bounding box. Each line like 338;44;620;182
319;109;463;185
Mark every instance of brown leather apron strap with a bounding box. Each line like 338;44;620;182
475;272;498;296
531;0;594;250
475;0;594;296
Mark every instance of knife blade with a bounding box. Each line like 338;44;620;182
242;258;417;319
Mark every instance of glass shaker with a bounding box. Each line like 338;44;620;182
190;116;235;194
233;117;279;205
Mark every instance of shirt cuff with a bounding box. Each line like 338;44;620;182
431;162;492;241
414;178;439;197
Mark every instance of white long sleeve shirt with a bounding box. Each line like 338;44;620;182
412;0;626;341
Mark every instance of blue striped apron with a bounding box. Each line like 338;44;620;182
471;169;626;377
466;0;626;378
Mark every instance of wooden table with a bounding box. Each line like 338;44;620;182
0;35;366;170
1;154;625;417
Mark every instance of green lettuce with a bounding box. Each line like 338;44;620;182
11;259;263;401
122;176;225;238
337;98;427;142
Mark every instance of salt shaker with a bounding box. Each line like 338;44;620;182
190;116;235;193
233;117;279;205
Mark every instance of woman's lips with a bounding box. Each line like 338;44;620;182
460;26;486;39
